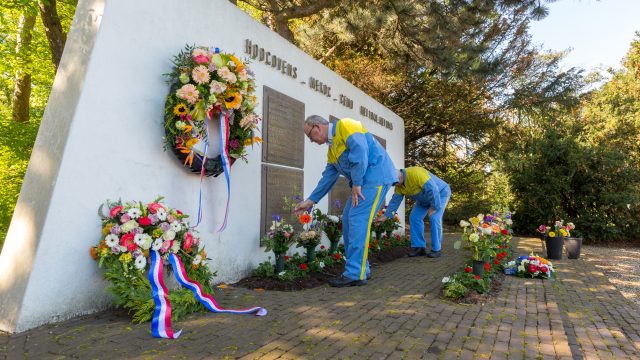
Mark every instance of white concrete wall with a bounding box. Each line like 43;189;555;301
0;0;404;332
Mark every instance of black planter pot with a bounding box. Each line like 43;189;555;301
472;260;485;276
564;237;583;259
545;237;563;260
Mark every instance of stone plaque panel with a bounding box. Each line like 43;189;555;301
262;86;305;168
260;164;304;241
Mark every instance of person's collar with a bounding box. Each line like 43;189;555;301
327;122;335;145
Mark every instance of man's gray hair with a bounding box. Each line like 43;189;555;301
305;115;329;126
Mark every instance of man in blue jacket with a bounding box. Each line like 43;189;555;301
377;167;451;258
294;115;398;287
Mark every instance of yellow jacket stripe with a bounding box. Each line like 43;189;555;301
394;167;431;196
360;185;383;280
327;118;367;164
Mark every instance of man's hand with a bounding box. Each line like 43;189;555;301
376;215;388;223
293;199;315;216
351;186;365;207
428;207;436;218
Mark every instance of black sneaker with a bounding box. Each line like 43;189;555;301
408;247;427;257
329;275;366;287
427;250;441;258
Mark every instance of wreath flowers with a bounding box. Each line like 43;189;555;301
91;197;216;323
163;45;262;176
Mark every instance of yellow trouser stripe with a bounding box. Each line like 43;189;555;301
360;185;383;280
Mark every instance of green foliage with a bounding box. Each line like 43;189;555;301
251;259;275;278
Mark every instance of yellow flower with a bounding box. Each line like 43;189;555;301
470;217;480;228
119;253;132;263
100;248;108;256
244;136;262;146
185;138;199;148
173;103;188;117
559;229;568;236
102;223;112;236
224;93;242;110
548;231;556;238
230;55;245;72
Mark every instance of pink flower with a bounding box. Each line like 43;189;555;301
161;240;172;253
138;217;152;226
109;206;123;218
148;203;164;214
120;233;136;252
176;84;199;104
193;54;209;64
183;232;193;250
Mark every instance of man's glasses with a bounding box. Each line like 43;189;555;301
305;125;316;141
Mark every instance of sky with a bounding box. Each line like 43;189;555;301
528;0;640;72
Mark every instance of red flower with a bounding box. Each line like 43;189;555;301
465;266;472;273
540;266;548;273
120;233;136;252
299;213;311;224
338;223;342;231
334;253;341;260
183;232;193;250
176;209;183;215
193;54;209;64
138;216;152;226
320;245;326;250
109;206;123;218
498;245;503;249
284;256;290;261
494;259;500;265
147;203;164;214
484;262;491;271
528;264;538;273
299;263;308;271
502;229;508;235
474;275;481;280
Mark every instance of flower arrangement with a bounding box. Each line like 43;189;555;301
296;211;322;262
311;200;343;254
262;214;296;272
504;254;555;279
372;206;401;237
163;45;262;174
91;197;215;323
455;211;513;261
536;220;575;238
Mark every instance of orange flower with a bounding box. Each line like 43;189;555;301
299;213;311;224
90;247;99;260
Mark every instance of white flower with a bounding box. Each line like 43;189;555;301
505;219;513;225
319;261;325;269
134;256;147;270
193;254;202;265
121;220;139;233
278;271;286;276
127;208;142;219
209;80;227;94
170;241;180;253
119;245;127;252
469;233;479;242
459;220;471;227
442;276;451;283
105;234;119;247
217;67;237;83
140;235;153;250
192;48;209;57
170;221;182;232
238;70;249;82
151;238;163;251
481;226;493;235
134;234;145;247
507;261;516;267
156;208;167;221
327;215;340;223
163;230;176;241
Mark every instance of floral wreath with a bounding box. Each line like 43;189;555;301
163;45;262;176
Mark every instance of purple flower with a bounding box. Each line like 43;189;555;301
230;139;240;150
149;214;159;223
273;214;281;222
160;222;171;231
334;200;342;210
133;227;144;234
132;249;143;258
120;214;131;223
110;225;122;235
111;246;121;255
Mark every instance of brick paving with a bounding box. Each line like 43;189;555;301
1;234;639;359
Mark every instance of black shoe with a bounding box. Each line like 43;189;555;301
329;275;366;288
427;250;441;258
408;247;427;257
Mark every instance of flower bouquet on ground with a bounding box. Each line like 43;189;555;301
262;214;296;273
312;201;343;254
372;206;401;238
504;254;555;279
537;220;576;260
296;211;322;263
91;197;215;323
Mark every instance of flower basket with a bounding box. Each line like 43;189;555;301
564;237;583;259
544;236;563;260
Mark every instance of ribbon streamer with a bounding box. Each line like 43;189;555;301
149;250;267;339
217;111;231;232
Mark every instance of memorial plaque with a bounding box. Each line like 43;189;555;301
328;176;350;215
371;133;387;149
260;164;304;241
262;86;305;168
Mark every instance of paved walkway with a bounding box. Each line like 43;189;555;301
1;235;640;359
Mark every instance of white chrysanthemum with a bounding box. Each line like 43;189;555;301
156;208;167;221
193;254;202;265
151;238;163;251
134;234;145;246
469;233;479;242
140;234;153;250
105;234;119;247
209;80;227;94
127;208;142;219
442;276;451;283
121;220;139;233
170;221;182;232
170;241;180;253
163;230;176;241
134;255;147;270
327;215;340;223
459;220;471;227
319;261;325;269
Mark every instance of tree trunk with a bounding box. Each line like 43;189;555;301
274;15;294;42
228;0;237;4
12;13;37;123
38;0;67;72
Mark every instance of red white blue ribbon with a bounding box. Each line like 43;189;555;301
217;111;231;232
194;113;211;227
148;250;267;339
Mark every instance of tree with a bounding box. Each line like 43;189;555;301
11;10;37;123
38;0;67;72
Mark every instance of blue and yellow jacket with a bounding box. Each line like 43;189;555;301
386;167;450;214
309;118;398;203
